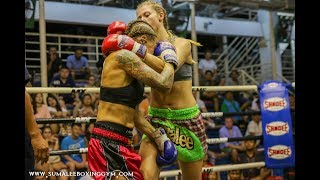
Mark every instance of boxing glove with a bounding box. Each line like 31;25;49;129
154;41;178;69
107;21;127;35
151;127;178;166
101;34;147;59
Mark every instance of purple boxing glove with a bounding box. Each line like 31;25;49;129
151;127;178;166
154;41;178;69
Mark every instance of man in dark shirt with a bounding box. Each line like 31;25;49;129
47;46;63;83
238;136;271;179
50;66;76;105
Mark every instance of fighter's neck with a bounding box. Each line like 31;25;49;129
156;27;171;41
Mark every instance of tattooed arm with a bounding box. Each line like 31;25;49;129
133;107;156;139
116;50;174;90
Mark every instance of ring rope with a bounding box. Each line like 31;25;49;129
26;83;295;94
159;162;266;178
36;110;294;124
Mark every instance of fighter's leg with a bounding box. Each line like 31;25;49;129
139;138;160;179
178;159;203;180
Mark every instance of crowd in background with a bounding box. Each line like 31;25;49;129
27;47;295;180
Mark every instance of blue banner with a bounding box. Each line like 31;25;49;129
259;80;295;168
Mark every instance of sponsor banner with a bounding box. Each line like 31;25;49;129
259;80;295;168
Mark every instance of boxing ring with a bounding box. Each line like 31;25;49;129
26;83;295;179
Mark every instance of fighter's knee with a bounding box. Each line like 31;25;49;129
140;169;159;180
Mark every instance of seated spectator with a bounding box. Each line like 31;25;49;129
61;123;88;179
31;93;52;129
250;92;260;111
219;117;245;163
47;93;69;134
225;69;244;103
73;94;97;118
202;153;220;180
50;66;76;109
200;70;225;86
221;91;242;124
73;94;97;136
85;75;100;107
193;91;215;129
238;137;271;179
42;126;68;180
228;169;241;180
245;114;262;147
198;49;217;80
84;122;94;147
66;47;91;80
47;46;63;83
225;69;244;86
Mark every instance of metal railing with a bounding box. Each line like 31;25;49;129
215;36;261;84
25;32;105;73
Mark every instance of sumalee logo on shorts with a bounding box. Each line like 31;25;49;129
263;97;287;111
165;127;194;150
268;145;292;160
265;121;289;136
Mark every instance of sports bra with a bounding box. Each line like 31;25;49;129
174;63;192;81
100;79;144;109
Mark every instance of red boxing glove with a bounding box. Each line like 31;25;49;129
101;34;147;59
107;21;127;35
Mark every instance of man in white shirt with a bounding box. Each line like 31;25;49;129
198;50;217;79
245;114;262;146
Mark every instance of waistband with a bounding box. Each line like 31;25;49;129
148;105;200;120
92;121;133;145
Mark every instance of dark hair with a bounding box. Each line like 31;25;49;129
60;66;70;71
46;93;62;112
71;123;81;128
42;126;52;134
81;94;95;110
205;70;213;75
74;47;83;52
31;93;43;114
229;69;239;77
244;135;257;143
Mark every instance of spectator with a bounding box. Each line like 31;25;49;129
73;94;97;136
202;153;220;180
221;91;242;124
225;69;243;86
219;117;244;163
198;49;217;80
228;169;241;180
225;69;244;103
47;46;63;83
50;66;76;108
245;114;262;146
31;93;52;129
42;126;68;180
85;75;97;88
192;91;215;129
66;48;91;80
85;75;99;104
47;93;69;134
200;70;225;86
84;122;94;147
238;137;271;179
61;123;88;180
251;92;260;111
73;94;97;118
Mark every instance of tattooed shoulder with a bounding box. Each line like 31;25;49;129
115;50;139;65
